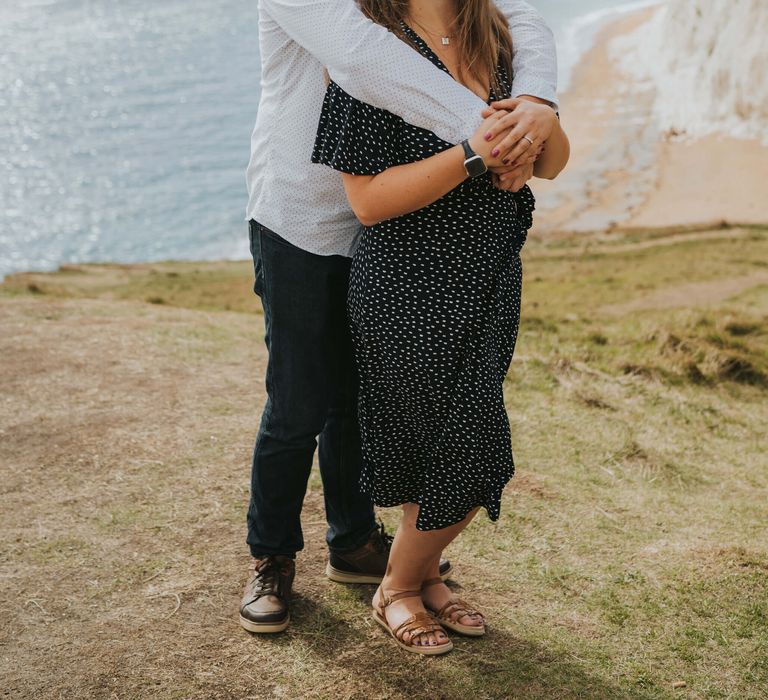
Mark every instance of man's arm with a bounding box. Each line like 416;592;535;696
261;0;557;143
261;0;485;144
498;0;559;108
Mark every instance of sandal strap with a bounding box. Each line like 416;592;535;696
387;589;422;604
436;597;482;621
382;589;422;607
377;589;422;615
392;612;444;643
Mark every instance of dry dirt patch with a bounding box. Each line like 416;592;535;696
600;270;768;315
0;297;282;698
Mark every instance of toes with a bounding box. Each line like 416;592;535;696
458;613;484;627
406;632;420;646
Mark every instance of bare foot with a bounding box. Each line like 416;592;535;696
373;586;451;648
421;581;485;628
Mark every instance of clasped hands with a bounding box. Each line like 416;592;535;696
467;98;558;192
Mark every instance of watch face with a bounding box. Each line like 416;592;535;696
464;154;487;178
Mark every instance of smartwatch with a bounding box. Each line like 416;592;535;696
461;139;488;178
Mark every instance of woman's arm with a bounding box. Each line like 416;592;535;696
532;119;570;180
341;114;508;227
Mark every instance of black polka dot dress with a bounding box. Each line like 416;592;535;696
311;24;535;531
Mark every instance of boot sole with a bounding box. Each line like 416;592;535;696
239;613;290;634
326;562;453;585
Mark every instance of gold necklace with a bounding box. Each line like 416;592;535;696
409;16;455;46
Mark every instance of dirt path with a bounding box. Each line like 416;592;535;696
600;270;768;315
527;226;756;258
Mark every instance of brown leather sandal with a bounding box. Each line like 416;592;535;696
421;577;486;637
372;589;453;655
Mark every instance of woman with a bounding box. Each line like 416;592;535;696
312;0;569;654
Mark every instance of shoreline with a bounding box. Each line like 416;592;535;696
3;2;767;281
533;4;768;234
4;222;766;294
556;0;664;92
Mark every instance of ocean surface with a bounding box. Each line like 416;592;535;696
0;0;654;278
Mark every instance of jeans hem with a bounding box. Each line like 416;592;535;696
326;523;379;555
248;548;298;560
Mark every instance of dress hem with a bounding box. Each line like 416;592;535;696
361;478;513;532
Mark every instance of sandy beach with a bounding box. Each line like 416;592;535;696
533;4;768;233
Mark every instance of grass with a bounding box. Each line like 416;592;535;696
0;260;262;314
1;224;766;699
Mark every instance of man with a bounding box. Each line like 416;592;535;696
240;0;559;634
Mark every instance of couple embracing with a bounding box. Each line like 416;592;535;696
239;0;569;655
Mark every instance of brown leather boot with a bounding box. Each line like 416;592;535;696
326;523;453;584
239;555;295;634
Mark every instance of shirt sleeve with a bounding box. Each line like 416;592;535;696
260;0;485;145
311;82;403;176
261;0;559;142
496;0;559;108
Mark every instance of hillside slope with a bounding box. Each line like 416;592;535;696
2;226;767;699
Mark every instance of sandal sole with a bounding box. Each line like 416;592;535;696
372;610;453;655
436;618;486;636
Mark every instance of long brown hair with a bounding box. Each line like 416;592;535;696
357;0;513;95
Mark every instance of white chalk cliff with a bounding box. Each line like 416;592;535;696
612;0;768;143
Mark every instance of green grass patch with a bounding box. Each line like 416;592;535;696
2;225;766;699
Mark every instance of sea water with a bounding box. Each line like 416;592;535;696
0;0;655;278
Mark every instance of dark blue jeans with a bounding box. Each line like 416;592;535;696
246;220;377;558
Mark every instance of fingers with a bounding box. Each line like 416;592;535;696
506;151;538;169
489;98;521;112
496;176;525;193
498;164;526;182
469;111;510;161
492;170;523;192
500;176;525;192
485;101;558;161
488;164;520;175
507;143;545;169
480;106;496;119
494;178;517;192
497;129;535;164
492;159;535;192
479;110;509;141
482;109;522;143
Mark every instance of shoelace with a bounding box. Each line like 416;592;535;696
251;557;286;596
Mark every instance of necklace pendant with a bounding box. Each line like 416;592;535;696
441;36;450;45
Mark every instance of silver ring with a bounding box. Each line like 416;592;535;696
522;135;534;145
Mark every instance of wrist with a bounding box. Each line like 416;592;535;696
460;139;488;179
516;94;552;107
467;133;484;155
